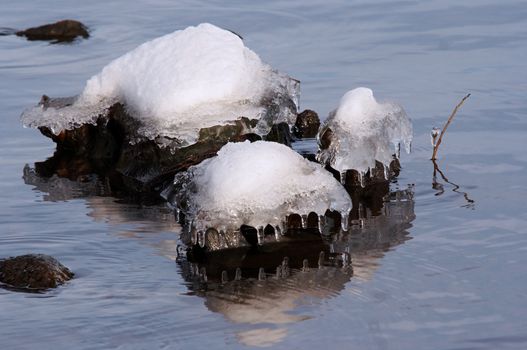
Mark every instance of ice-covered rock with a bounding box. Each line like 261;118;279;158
22;23;299;146
169;141;352;237
317;88;412;181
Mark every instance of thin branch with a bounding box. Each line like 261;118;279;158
431;93;471;160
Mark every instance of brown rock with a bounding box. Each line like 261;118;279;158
0;254;74;291
294;109;320;138
16;20;89;42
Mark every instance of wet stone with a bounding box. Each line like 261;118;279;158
0;254;74;291
294;109;320;138
16;20;89;43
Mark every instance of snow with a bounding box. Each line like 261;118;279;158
317;87;412;177
169;141;352;234
22;23;299;145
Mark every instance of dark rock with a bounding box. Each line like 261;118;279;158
317;126;400;187
294;109;320;138
0;254;73;291
30;97;294;202
16;20;89;43
264;122;293;146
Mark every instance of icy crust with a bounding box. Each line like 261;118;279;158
21;23;299;145
317;87;412;177
171;141;352;235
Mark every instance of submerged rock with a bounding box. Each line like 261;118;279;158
0;254;73;291
293;109;320;138
16;20;89;42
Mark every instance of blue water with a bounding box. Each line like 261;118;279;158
1;1;527;349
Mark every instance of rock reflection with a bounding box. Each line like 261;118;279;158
23;160;415;347
178;188;415;347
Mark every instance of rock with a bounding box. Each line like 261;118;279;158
317;125;401;187
264;122;293;146
16;20;89;42
0;254;73;291
293;109;320;138
28;98;297;202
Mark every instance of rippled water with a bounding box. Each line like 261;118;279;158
1;1;527;349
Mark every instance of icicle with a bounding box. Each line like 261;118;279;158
341;252;351;268
404;140;412;154
340;211;349;232
221;270;228;284
235;267;242;281
383;165;389;180
302;259;309;272
358;172;365;188
318;215;326;234
340;171;347;185
280;221;287;235
274;225;282;241
431;127;440;147
197;230;206;248
318;251;325;268
257;226;265;245
258;267;266;281
301;215;308;229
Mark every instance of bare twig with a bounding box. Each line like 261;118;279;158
431;93;471;160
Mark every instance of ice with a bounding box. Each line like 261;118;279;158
317;87;413;176
431;126;441;147
170;141;352;233
22;23;299;146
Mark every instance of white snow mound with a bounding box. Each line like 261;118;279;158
317;87;412;177
171;141;352;233
22;23;299;145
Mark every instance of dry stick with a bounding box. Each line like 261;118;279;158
431;93;471;160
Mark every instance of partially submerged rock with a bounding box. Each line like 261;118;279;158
16;20;89;42
0;254;73;291
168;141;352;248
317;87;412;185
293;109;320;138
21;24;299;199
21;23;299;145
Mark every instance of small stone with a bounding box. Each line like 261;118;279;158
16;20;89;42
0;254;74;291
294;110;320;138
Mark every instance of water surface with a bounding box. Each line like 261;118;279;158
1;1;526;349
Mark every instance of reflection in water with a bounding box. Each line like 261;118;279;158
23;159;414;347
432;160;475;209
178;188;415;347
